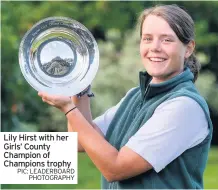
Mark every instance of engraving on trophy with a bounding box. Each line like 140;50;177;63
40;24;48;30
24;64;29;74
32;29;41;37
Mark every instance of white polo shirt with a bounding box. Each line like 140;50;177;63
93;88;209;173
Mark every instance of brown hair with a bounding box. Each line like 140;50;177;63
138;4;201;82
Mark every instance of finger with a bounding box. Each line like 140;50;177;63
42;98;55;106
46;101;55;106
39;91;69;100
38;92;51;101
38;91;44;97
39;92;55;102
42;95;55;104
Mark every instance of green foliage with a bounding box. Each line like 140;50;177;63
2;1;218;133
91;28;143;117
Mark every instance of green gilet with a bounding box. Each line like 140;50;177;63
102;68;213;189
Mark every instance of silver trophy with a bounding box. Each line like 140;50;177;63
19;17;99;96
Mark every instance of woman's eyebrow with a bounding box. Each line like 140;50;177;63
142;33;152;36
142;33;175;38
160;34;175;38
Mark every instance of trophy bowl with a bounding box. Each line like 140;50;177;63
19;17;99;96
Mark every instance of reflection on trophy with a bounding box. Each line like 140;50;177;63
42;56;74;77
19;17;99;96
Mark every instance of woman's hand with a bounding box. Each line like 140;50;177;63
38;92;75;114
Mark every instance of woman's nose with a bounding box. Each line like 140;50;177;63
150;40;161;52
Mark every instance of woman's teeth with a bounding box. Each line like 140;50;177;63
149;58;166;62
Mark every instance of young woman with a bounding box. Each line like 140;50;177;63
38;4;213;189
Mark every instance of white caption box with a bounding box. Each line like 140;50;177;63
0;132;77;184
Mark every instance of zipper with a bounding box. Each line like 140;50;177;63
109;182;114;189
112;182;117;189
108;182;111;189
140;85;150;109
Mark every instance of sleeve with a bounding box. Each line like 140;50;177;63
125;96;209;173
93;87;136;136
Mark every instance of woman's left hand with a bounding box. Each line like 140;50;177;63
38;92;75;114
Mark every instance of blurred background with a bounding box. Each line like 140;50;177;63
1;1;218;189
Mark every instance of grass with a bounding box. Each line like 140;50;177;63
203;147;218;189
1;147;217;189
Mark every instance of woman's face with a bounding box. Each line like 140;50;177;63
140;15;191;84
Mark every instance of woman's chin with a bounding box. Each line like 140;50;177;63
147;69;165;78
147;70;169;83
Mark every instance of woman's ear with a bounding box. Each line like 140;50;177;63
185;40;195;58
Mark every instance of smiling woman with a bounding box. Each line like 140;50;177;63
139;6;199;83
38;4;213;189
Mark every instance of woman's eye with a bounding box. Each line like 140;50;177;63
163;38;172;42
143;37;151;42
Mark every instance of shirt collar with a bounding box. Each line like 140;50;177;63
139;67;194;100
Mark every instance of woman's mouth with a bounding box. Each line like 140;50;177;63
148;57;167;62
